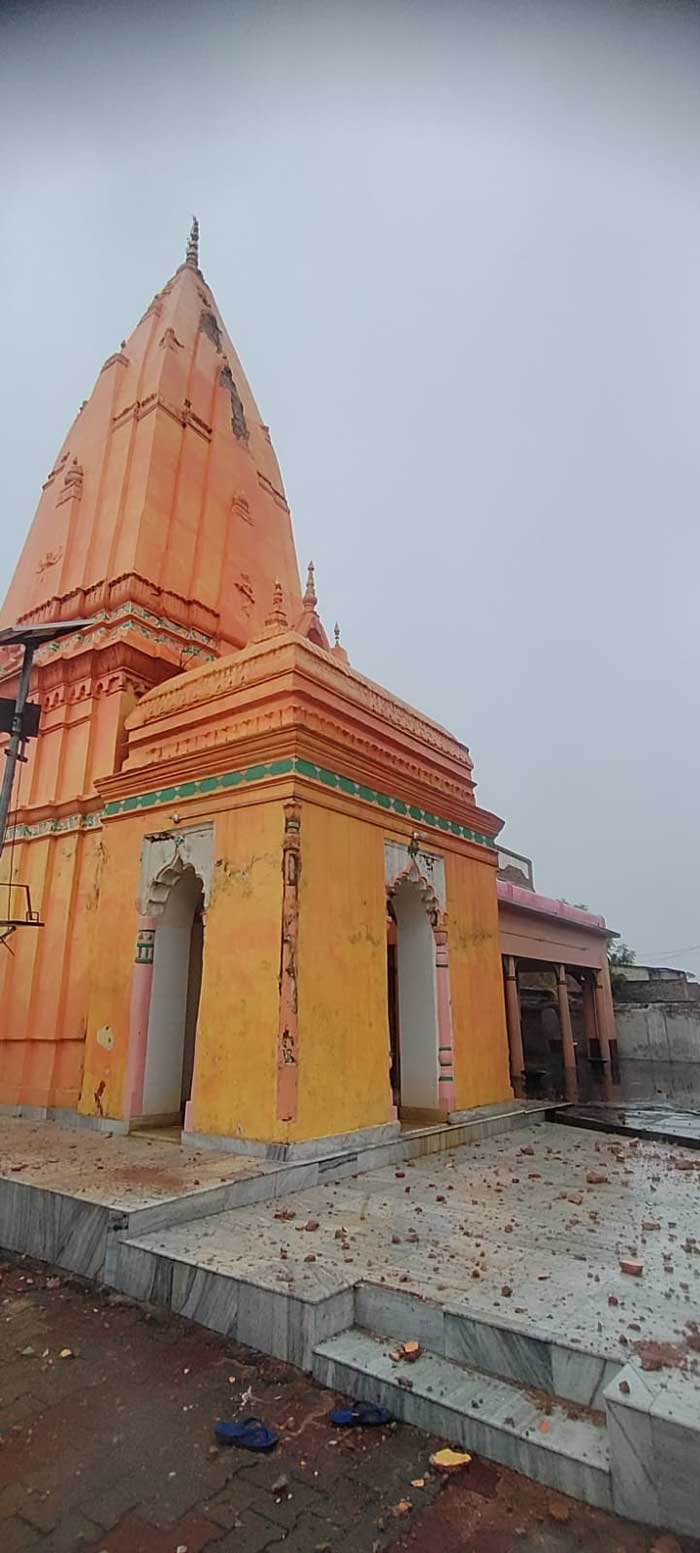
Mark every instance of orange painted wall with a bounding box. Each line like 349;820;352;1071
80;821;144;1120
0;830;101;1108
293;802;394;1142
445;850;513;1108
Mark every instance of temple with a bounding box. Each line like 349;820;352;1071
0;226;616;1152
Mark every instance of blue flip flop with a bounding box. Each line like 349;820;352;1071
329;1404;393;1428
214;1415;279;1452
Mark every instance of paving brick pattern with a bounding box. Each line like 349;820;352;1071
0;1255;696;1553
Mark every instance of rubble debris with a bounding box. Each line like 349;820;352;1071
429;1447;472;1473
619;1259;644;1277
548;1499;571;1524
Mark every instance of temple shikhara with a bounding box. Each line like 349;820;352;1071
0;224;617;1153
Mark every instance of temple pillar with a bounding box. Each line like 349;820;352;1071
582;971;611;1100
123;915;156;1119
435;926;456;1113
503;955;525;1099
594;966;617;1099
556;965;578;1102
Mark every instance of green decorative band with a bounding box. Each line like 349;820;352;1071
5;811;102;843
135;931;155;965
103;756;495;849
293;759;495;847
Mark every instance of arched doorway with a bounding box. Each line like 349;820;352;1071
388;876;441;1117
142;865;205;1124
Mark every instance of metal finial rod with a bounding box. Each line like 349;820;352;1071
303;561;317;609
186;216;199;269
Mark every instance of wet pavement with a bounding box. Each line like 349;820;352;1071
560;1105;700;1149
0;1253;695;1553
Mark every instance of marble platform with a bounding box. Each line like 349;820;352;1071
2;1112;699;1534
0;1103;549;1280
107;1121;700;1535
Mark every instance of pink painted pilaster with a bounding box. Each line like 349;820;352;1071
183;911;206;1133
434;926;456;1113
123;915;156;1120
276;802;301;1123
504;955;525;1099
556;965;578;1103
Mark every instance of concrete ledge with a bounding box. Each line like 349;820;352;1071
181;1119;401;1161
0;1176;125;1281
605;1361;700;1538
0;1104;129;1135
112;1237;353;1371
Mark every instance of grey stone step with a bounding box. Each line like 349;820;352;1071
313;1327;613;1512
354;1281;619;1411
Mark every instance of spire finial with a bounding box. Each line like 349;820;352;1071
264;579;289;632
186;216;199;269
331;618;349;664
303;560;317;609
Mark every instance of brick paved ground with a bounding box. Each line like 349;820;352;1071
0;1254;696;1553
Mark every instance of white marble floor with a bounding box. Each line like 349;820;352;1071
0;1116;275;1208
127;1122;700;1386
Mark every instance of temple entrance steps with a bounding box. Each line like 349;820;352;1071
312;1281;615;1509
312;1326;612;1510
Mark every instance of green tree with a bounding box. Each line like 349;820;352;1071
608;941;636;967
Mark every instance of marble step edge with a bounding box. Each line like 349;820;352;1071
354;1281;619;1412
119;1106;551;1239
312;1328;613;1512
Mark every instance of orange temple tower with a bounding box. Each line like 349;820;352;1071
0;226;513;1153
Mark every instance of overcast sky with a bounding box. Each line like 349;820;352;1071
2;0;700;970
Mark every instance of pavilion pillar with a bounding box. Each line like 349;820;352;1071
556;965;578;1102
123;915;156;1120
594;966;618;1099
503;955;525;1099
582;971;611;1101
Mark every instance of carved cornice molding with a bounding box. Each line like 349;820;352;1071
129;635;471;771
111;392;213;443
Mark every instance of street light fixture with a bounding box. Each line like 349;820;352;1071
0;618;92;851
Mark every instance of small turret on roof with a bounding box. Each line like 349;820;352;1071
294;560;330;650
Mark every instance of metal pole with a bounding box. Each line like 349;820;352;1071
0;642;35;854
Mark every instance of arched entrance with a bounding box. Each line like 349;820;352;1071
141;864;205;1124
389;876;441;1115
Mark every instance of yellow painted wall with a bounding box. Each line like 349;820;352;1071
444;850;513;1108
293;802;393;1142
81;800;285;1133
190;801;284;1142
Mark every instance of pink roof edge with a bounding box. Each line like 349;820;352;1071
497;878;608;933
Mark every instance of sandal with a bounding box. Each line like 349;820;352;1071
329;1403;393;1427
214;1415;279;1452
